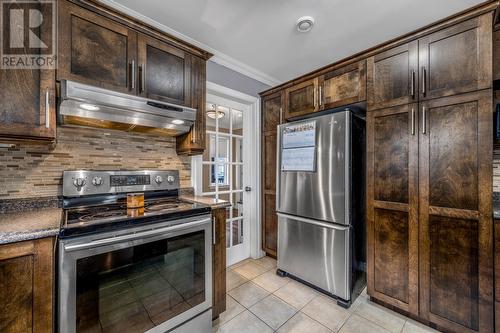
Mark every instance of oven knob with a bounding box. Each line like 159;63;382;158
73;177;86;188
92;177;103;186
155;175;163;184
167;175;175;184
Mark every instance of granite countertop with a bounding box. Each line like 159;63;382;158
180;195;231;209
0;197;62;245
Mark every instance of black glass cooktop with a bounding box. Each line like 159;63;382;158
61;197;211;238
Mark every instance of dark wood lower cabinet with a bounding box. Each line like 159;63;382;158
495;219;500;333
261;91;282;258
368;90;493;333
418;90;493;333
367;104;419;315
0;237;54;333
212;208;226;319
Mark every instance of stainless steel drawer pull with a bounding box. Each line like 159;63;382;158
411;108;415;135
45;89;50;128
422;106;426;134
212;216;216;245
410;70;415;98
140;64;146;93
422;67;426;96
131;60;136;90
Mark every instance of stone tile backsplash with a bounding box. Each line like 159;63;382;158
0;127;191;199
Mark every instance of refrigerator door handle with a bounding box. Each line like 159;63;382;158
276;125;282;211
277;213;349;230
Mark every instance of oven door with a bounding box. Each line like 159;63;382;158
59;215;212;333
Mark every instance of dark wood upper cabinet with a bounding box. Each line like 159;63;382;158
0;1;56;141
284;77;319;120
366;103;419;316
493;29;500;81
58;0;137;94
418;14;492;101
138;34;192;106
0;238;54;333
367;41;418;111
319;60;367;110
0;64;55;141
176;55;206;155
418;90;493;333
261;91;283;257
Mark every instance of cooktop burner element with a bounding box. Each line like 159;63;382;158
60;170;211;238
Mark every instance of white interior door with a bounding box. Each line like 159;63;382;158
197;95;253;266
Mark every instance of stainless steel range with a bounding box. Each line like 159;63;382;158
58;170;213;333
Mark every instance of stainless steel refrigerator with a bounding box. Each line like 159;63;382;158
276;108;366;307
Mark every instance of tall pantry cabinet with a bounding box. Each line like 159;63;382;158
366;12;493;333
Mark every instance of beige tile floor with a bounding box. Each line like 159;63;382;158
213;257;442;333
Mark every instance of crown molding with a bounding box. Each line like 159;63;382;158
98;0;282;87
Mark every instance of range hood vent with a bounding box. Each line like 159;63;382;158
58;80;196;136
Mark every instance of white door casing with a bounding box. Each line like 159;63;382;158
191;82;263;266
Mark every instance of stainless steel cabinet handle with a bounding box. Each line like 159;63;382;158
45;89;50;128
131;60;136;90
319;85;323;107
140;63;146;93
422;106;426;134
191;124;197;144
422;67;426;96
212;216;216;245
411;108;415;135
313;87;317;109
410;70;415;98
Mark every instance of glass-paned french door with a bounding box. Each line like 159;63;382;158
201;98;250;265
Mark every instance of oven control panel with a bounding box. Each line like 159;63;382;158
63;170;179;197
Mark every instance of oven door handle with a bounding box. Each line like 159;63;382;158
63;217;211;252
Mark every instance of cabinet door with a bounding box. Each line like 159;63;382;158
495;219;500;333
284;78;319;120
366;104;419;315
418;14;492;101
176;56;206;155
261;92;282;257
212;208;226;319
419;91;493;333
0;238;53;333
0;2;55;140
138;34;192;106
367;41;418;111
320;60;366;110
58;0;137;94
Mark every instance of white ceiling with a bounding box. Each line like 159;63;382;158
104;0;485;85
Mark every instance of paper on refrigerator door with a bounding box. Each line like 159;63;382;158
281;121;316;172
281;147;316;171
282;121;316;148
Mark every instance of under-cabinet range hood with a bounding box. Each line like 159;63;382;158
58;80;196;136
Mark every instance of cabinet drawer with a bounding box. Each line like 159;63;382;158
284;78;319;120
320;61;366;110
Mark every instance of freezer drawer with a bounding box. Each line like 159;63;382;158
277;213;351;301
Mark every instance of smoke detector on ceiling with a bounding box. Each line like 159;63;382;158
296;16;315;33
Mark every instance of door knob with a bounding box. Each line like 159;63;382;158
245;186;252;192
